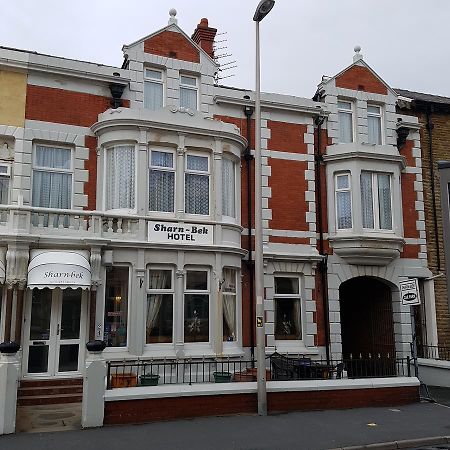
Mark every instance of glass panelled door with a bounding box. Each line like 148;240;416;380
24;288;86;376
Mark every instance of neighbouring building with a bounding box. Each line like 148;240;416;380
0;10;434;428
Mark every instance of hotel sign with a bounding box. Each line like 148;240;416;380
148;221;213;245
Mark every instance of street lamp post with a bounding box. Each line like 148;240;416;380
253;0;275;417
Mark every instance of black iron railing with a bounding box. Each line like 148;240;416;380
417;344;450;361
106;353;412;389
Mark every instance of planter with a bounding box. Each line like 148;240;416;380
0;341;20;354
86;340;106;352
213;371;232;383
110;373;137;388
233;368;271;382
139;374;160;386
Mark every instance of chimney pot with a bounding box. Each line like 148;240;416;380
192;18;217;60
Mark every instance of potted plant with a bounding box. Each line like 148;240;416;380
139;373;160;386
213;371;232;383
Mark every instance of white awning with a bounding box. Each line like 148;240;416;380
28;250;91;290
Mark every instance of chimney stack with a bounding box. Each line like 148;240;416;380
192;18;217;60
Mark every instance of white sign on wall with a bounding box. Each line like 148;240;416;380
399;278;421;306
148;221;214;245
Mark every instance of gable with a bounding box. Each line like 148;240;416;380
144;30;200;63
335;65;388;95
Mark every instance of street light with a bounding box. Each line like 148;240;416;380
253;0;275;417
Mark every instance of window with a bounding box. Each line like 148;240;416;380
180;75;198;110
274;276;302;341
105;145;135;210
144;68;164;110
104;267;129;348
222;157;236;218
338;100;353;143
149;149;175;212
32;145;72;209
222;268;237;342
184;270;209;342
185;154;209;215
367;104;382;145
0;164;11;205
361;171;392;230
335;173;352;229
146;269;173;343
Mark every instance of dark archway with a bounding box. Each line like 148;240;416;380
339;276;396;377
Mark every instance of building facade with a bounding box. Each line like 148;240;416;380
0;12;438;389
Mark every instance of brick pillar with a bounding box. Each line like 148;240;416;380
191;18;217;59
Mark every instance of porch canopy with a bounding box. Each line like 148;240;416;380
27;249;91;289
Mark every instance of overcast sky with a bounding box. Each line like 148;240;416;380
3;1;449;99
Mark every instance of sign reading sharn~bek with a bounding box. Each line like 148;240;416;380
399;278;421;306
148;221;214;245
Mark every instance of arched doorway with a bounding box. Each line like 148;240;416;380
339;276;395;377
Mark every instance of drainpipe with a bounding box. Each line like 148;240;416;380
315;115;331;365
243;97;255;363
425;106;441;271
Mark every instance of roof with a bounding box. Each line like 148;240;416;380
394;88;450;106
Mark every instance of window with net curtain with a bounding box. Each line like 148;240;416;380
338;101;353;143
222;157;235;218
222;268;237;342
367;104;382;145
146;269;173;344
335;173;352;229
184;270;209;343
185;154;209;215
105;145;135;210
144;68;164;110
180;75;198;110
32;145;72;210
274;276;302;341
149;150;175;212
361;171;392;230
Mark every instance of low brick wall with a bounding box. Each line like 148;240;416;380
104;378;419;425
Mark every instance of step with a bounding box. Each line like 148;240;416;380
18;385;83;397
17;393;83;406
20;378;83;389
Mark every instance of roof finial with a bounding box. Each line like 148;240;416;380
169;8;177;25
353;45;363;62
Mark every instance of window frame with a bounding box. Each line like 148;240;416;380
335;172;353;230
148;147;176;214
184;151;211;217
273;274;303;343
179;74;199;110
31;143;74;210
222;267;238;343
337;100;354;144
0;163;11;205
221;155;237;221
361;171;394;232
367;103;383;145
144;67;165;110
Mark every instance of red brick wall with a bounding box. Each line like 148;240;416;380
84;136;98;210
401;172;420;258
144;31;200;63
335;66;388;95
269;159;308;231
25;85;129;127
268;121;307;153
399;139;415;167
241;262;254;348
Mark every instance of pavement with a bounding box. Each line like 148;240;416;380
2;388;450;450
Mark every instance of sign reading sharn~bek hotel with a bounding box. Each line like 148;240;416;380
148;221;214;245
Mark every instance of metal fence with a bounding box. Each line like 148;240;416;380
417;344;450;361
106;353;412;389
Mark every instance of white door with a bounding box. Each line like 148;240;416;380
23;287;86;377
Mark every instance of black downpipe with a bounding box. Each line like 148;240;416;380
426;107;441;271
315;115;331;365
243;100;255;363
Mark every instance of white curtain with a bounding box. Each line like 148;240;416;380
222;158;235;217
378;174;392;229
146;270;169;340
180;87;197;110
361;172;374;228
292;298;302;339
368;115;382;145
106;146;135;210
336;191;352;229
149;171;174;212
222;268;236;340
144;80;163;110
0;178;9;205
339;111;353;143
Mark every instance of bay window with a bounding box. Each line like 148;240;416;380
361;171;392;230
222;157;236;218
185;154;209;215
146;268;173;344
144;68;164;110
180;75;198;110
222;268;237;342
367;104;382;145
338;100;353;143
149;149;175;213
335;173;352;229
274;276;302;341
184;270;209;343
105;145;135;211
32;145;72;209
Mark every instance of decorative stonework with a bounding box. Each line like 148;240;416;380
90;247;102;290
6;244;29;289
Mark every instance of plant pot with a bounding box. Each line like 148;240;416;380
139;374;160;386
110;373;137;388
213;371;232;383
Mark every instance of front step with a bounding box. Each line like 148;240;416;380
18;378;83;406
